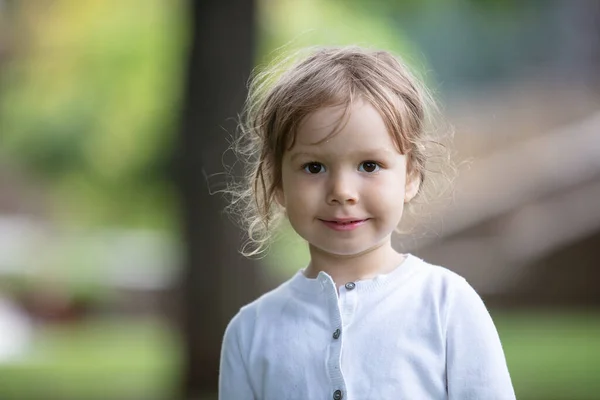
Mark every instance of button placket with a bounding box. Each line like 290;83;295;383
322;273;347;399
339;282;358;328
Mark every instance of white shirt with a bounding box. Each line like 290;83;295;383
219;254;516;400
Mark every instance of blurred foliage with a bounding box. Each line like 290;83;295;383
256;0;419;71
0;0;188;228
338;0;521;14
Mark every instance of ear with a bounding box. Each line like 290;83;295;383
404;170;421;203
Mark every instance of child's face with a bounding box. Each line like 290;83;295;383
279;100;420;258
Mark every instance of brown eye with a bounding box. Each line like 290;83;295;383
359;161;380;173
303;162;325;174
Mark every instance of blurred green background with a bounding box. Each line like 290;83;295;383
1;0;599;399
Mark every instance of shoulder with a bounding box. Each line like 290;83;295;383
409;255;465;281
405;254;472;297
410;256;499;331
403;255;485;322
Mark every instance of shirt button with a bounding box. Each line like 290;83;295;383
332;328;341;339
333;389;343;400
345;282;356;290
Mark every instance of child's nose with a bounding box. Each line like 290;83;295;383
326;172;358;205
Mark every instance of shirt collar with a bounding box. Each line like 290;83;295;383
288;253;421;295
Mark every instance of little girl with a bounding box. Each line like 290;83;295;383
219;46;515;399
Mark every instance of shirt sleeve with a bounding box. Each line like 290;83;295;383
445;278;516;400
219;312;255;400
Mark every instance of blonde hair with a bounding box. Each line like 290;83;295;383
228;46;452;257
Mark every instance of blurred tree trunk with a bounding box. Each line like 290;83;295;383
175;0;261;398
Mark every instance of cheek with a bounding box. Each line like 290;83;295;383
285;182;317;209
367;176;407;206
283;189;316;236
281;174;317;209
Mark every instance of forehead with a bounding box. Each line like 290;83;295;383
293;100;397;151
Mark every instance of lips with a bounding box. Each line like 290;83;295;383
319;218;369;231
326;219;365;224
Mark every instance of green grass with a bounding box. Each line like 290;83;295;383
493;309;600;400
0;311;599;400
0;317;181;400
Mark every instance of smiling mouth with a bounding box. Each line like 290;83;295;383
319;218;369;231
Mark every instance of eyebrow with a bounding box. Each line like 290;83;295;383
290;148;396;161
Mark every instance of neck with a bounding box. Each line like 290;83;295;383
304;240;406;288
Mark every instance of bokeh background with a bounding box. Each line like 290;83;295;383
0;0;599;399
